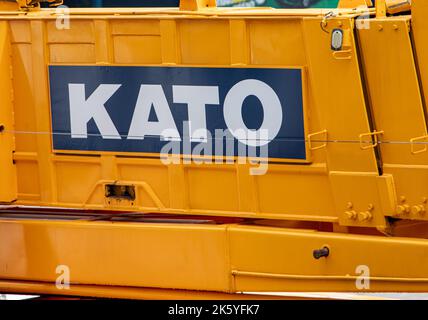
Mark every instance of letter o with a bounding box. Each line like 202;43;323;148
223;79;283;147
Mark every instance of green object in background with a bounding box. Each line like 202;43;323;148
216;0;340;8
309;0;340;8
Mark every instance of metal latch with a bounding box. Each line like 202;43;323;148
331;28;353;61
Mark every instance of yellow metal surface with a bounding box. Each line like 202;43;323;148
2;218;428;293
376;0;387;18
0;1;425;227
338;0;372;8
3;0;428;296
0;7;396;230
0;1;18;11
179;0;216;11
0;20;17;203
412;0;428;117
358;17;428;221
0;280;296;300
386;0;411;14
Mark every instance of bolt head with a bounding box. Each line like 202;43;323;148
397;205;410;215
412;205;426;215
345;211;357;220
358;211;373;222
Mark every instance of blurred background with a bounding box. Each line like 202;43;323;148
61;0;341;8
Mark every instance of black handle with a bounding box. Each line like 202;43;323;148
313;246;330;259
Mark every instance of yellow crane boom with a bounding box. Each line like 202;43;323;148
0;0;427;299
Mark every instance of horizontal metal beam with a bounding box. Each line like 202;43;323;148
3;216;428;294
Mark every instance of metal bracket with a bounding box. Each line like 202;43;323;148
359;130;384;150
410;134;428;155
376;0;387;18
332;49;352;60
307;130;328;151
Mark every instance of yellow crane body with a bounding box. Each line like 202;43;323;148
1;0;428;298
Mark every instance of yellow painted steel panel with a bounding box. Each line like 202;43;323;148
358;17;428;221
46;20;94;43
302;18;378;173
113;35;162;64
0;6;422;230
11;44;37;152
0;219;231;292
111;20;160;35
0;21;17;202
3;0;428;297
413;0;428;115
179;20;231;65
229;224;428;292
3;219;428;293
50;44;96;63
249;20;306;66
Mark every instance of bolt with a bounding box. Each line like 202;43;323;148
345;210;358;220
347;202;354;209
396;204;411;215
378;24;384;31
313;246;330;259
358;211;373;222
412;205;426;215
393;24;399;30
400;196;406;203
367;204;374;211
